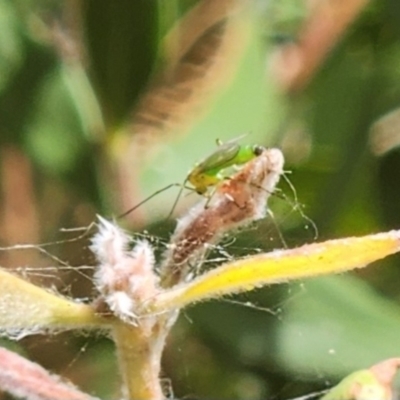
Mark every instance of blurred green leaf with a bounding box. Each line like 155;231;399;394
25;67;87;173
277;275;400;377
0;0;23;93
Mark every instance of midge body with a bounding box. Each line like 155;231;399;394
118;137;266;219
187;139;265;195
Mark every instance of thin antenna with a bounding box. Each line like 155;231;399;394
117;183;179;219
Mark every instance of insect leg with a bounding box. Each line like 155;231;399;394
117;183;180;219
166;179;191;220
203;187;217;209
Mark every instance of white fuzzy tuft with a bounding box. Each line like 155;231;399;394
91;216;158;324
106;291;137;324
90;216;131;265
129;240;155;275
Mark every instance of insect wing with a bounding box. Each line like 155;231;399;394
196;142;240;173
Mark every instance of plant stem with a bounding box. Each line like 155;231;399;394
113;321;164;400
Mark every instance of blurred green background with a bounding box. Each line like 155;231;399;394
1;0;400;399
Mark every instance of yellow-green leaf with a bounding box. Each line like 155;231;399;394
148;230;400;314
0;268;106;337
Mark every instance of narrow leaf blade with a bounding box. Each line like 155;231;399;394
0;268;105;337
149;230;400;313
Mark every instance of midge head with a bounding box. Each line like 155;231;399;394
118;137;268;220
252;144;264;156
